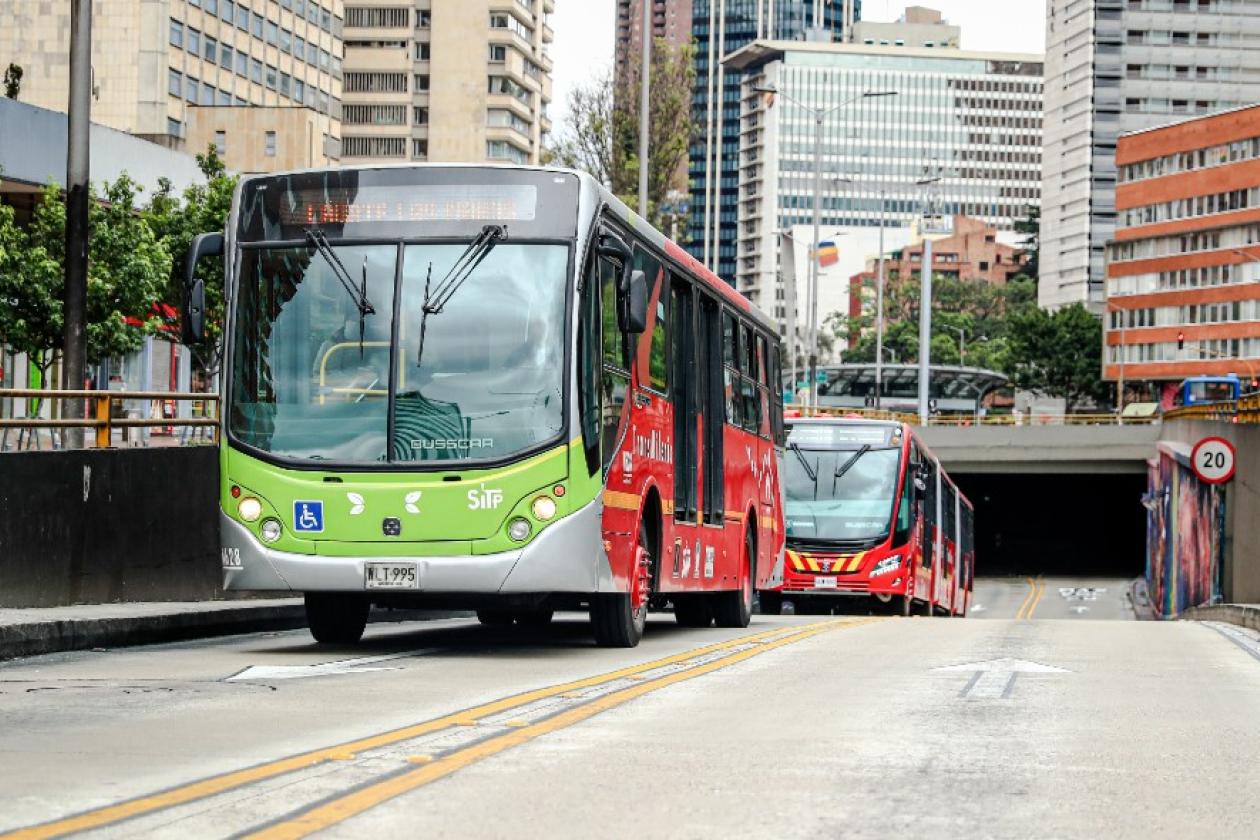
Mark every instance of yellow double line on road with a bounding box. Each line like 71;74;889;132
1016;576;1047;620
5;619;875;840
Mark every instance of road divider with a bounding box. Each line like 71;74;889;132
2;619;879;840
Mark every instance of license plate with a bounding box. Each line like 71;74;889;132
365;562;418;590
813;576;838;590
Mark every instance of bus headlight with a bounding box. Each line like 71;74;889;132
238;497;263;522
871;555;902;578
507;517;531;541
260;518;282;543
531;496;557;521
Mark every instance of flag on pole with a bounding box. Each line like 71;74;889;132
815;240;839;267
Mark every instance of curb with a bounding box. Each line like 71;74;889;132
1180;604;1260;632
0;605;469;661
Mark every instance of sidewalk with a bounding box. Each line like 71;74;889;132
1181;603;1260;631
0;600;462;660
0;599;306;660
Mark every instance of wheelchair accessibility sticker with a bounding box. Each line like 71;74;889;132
294;500;324;533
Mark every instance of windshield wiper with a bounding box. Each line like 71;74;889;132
788;443;819;500
416;225;507;368
832;444;871;493
304;228;375;355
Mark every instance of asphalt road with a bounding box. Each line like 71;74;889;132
3;586;1259;839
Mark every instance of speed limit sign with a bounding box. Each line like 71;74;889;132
1191;436;1236;484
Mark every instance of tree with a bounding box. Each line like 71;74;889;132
0;175;171;381
547;39;695;234
1007;302;1111;412
143;147;238;374
1014;205;1040;280
3;63;21;99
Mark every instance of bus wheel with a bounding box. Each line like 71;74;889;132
591;519;651;647
305;593;369;644
713;529;754;628
673;596;712;627
476;610;515;626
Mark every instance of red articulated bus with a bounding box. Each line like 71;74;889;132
760;417;974;617
585;186;787;645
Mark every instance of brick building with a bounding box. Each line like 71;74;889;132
885;216;1027;285
1105;104;1260;396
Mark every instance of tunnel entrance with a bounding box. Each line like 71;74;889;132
951;472;1147;578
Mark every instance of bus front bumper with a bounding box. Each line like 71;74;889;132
220;498;612;594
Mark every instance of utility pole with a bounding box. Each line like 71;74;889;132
808;110;822;411
637;0;651;218
918;234;933;425
63;0;92;450
874;187;886;409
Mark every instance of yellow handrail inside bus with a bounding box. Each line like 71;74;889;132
318;341;391;404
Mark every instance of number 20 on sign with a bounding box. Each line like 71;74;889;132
1191;436;1236;484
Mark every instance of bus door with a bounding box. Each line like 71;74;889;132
669;277;699;582
753;333;774;576
939;482;957;612
699;296;724;530
919;455;938;607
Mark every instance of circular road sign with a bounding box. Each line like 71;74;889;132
1191;436;1236;485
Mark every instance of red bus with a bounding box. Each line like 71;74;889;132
761;417;974;617
579;183;787;645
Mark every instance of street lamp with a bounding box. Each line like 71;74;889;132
945;327;987;366
883;346;898;363
915;175;942;425
754;84;896;410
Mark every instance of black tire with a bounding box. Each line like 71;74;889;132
713;529;754;628
477;610;515;626
758;591;783;616
591;518;651;647
673;595;713;627
305;593;369;644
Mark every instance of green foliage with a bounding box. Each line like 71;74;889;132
1007;303;1111;412
548;39;695;235
142;147;238;371
0;175;171;367
1014;205;1040;280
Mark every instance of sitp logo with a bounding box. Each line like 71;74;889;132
467;485;503;510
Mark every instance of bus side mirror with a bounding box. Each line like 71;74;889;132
620;269;648;334
183;232;223;344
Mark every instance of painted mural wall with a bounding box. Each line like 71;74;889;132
1146;447;1226;618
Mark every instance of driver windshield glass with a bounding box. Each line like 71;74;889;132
784;447;902;542
228;241;569;464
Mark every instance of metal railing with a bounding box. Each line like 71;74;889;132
785;405;1156;426
1164;393;1260;424
0;388;219;451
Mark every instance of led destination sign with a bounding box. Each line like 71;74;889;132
280;184;538;227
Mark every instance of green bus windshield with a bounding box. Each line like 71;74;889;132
229;241;569;465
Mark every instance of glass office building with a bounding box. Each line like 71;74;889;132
689;0;860;285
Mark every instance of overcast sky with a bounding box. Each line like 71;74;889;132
549;0;1047;133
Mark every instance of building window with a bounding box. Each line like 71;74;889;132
343;104;407;125
489;44;506;61
204;37;217;63
185;75;198;103
168;117;183;138
344;72;408;93
169;19;183;48
416;42;431;60
414;73;430;91
187;27;200;55
250;58;263;84
264;131;276;157
201;82;215;106
412;138;428;160
342;136;408;158
413;106;428;125
214;130;226;156
345;7;409;27
486;140;529;164
235;49;248;76
168;68;182;96
265;65;278;90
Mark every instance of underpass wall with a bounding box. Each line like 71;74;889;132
0;448;221;607
1157;420;1260;610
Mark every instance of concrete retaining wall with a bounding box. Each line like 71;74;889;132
1159;420;1260;605
0;448;221;608
917;424;1160;474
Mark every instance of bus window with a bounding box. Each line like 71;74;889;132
756;335;771;439
723;313;742;427
893;458;913;545
576;251;603;475
741;324;760;433
701;296;725;523
634;247;668;393
671;279;698;520
769;343;784;445
921;456;937;569
599;255;630;472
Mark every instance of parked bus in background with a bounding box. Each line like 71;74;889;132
1176;375;1242;407
761;417;974;617
183;164;785;648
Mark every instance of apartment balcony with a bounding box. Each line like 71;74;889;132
343;46;410;72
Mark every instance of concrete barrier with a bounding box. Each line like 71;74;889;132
0;448;221;607
1181;604;1260;632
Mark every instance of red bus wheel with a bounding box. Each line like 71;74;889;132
591;518;651;647
713;529;754;628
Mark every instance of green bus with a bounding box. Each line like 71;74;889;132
185;165;786;648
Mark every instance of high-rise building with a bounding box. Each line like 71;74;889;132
0;0;344;170
1041;0;1260;313
1104;104;1260;400
851;5;959;48
339;1;554;166
689;0;860;285
727;39;1043;333
616;0;693;80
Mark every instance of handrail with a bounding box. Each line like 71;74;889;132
784;406;1160;426
0;388;219;450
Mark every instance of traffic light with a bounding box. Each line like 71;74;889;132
1177;331;1185;350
